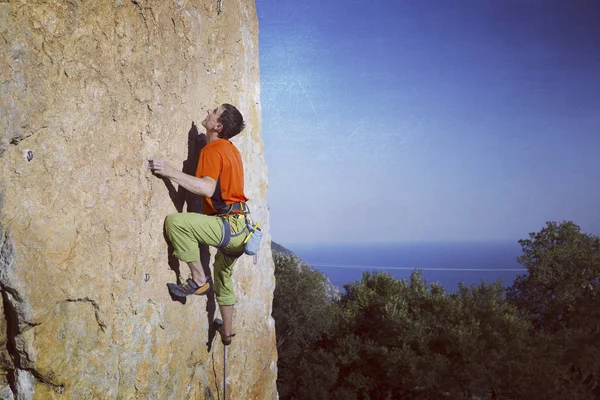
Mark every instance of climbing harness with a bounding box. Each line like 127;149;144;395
216;213;248;258
216;202;263;263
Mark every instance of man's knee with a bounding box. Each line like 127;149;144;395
216;292;236;306
164;213;183;232
214;271;236;306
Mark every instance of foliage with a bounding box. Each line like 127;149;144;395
324;272;536;399
272;253;338;399
272;222;600;399
507;221;600;398
507;221;600;333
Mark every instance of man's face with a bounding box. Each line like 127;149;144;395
202;106;223;132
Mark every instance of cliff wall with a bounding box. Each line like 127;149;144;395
0;1;276;398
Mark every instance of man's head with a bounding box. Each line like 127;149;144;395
202;104;245;140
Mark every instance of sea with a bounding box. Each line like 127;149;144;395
286;241;528;293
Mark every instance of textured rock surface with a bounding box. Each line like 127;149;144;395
0;1;277;399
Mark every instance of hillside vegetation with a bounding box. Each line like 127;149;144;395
272;221;600;400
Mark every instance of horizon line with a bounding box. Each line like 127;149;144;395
308;262;527;272
280;238;523;246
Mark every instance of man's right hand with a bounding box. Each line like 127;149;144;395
148;159;173;178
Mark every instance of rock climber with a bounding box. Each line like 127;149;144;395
148;103;248;346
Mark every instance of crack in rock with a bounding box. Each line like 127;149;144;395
2;286;63;398
0;232;65;398
63;298;107;333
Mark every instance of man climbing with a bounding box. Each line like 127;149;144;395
148;103;248;346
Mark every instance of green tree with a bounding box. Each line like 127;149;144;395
507;221;600;333
507;221;600;398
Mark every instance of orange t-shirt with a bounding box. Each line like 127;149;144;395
196;138;248;215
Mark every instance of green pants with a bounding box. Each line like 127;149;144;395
164;212;247;305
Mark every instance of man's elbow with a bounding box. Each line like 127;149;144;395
202;178;217;197
205;186;216;197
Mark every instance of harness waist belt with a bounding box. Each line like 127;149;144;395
216;202;249;215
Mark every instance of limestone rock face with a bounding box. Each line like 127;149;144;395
0;1;277;399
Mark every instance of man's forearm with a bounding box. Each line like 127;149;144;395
168;169;215;197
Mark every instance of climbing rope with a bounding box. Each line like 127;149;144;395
223;345;227;399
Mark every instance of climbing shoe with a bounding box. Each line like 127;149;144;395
167;277;212;297
214;318;236;346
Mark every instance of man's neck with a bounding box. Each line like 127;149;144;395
206;131;220;143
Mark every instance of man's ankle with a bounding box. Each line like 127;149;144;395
192;276;206;285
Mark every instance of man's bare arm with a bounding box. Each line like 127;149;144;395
148;159;216;197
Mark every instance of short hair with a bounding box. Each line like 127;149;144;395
218;104;245;139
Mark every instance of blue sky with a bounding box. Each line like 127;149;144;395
255;0;600;245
